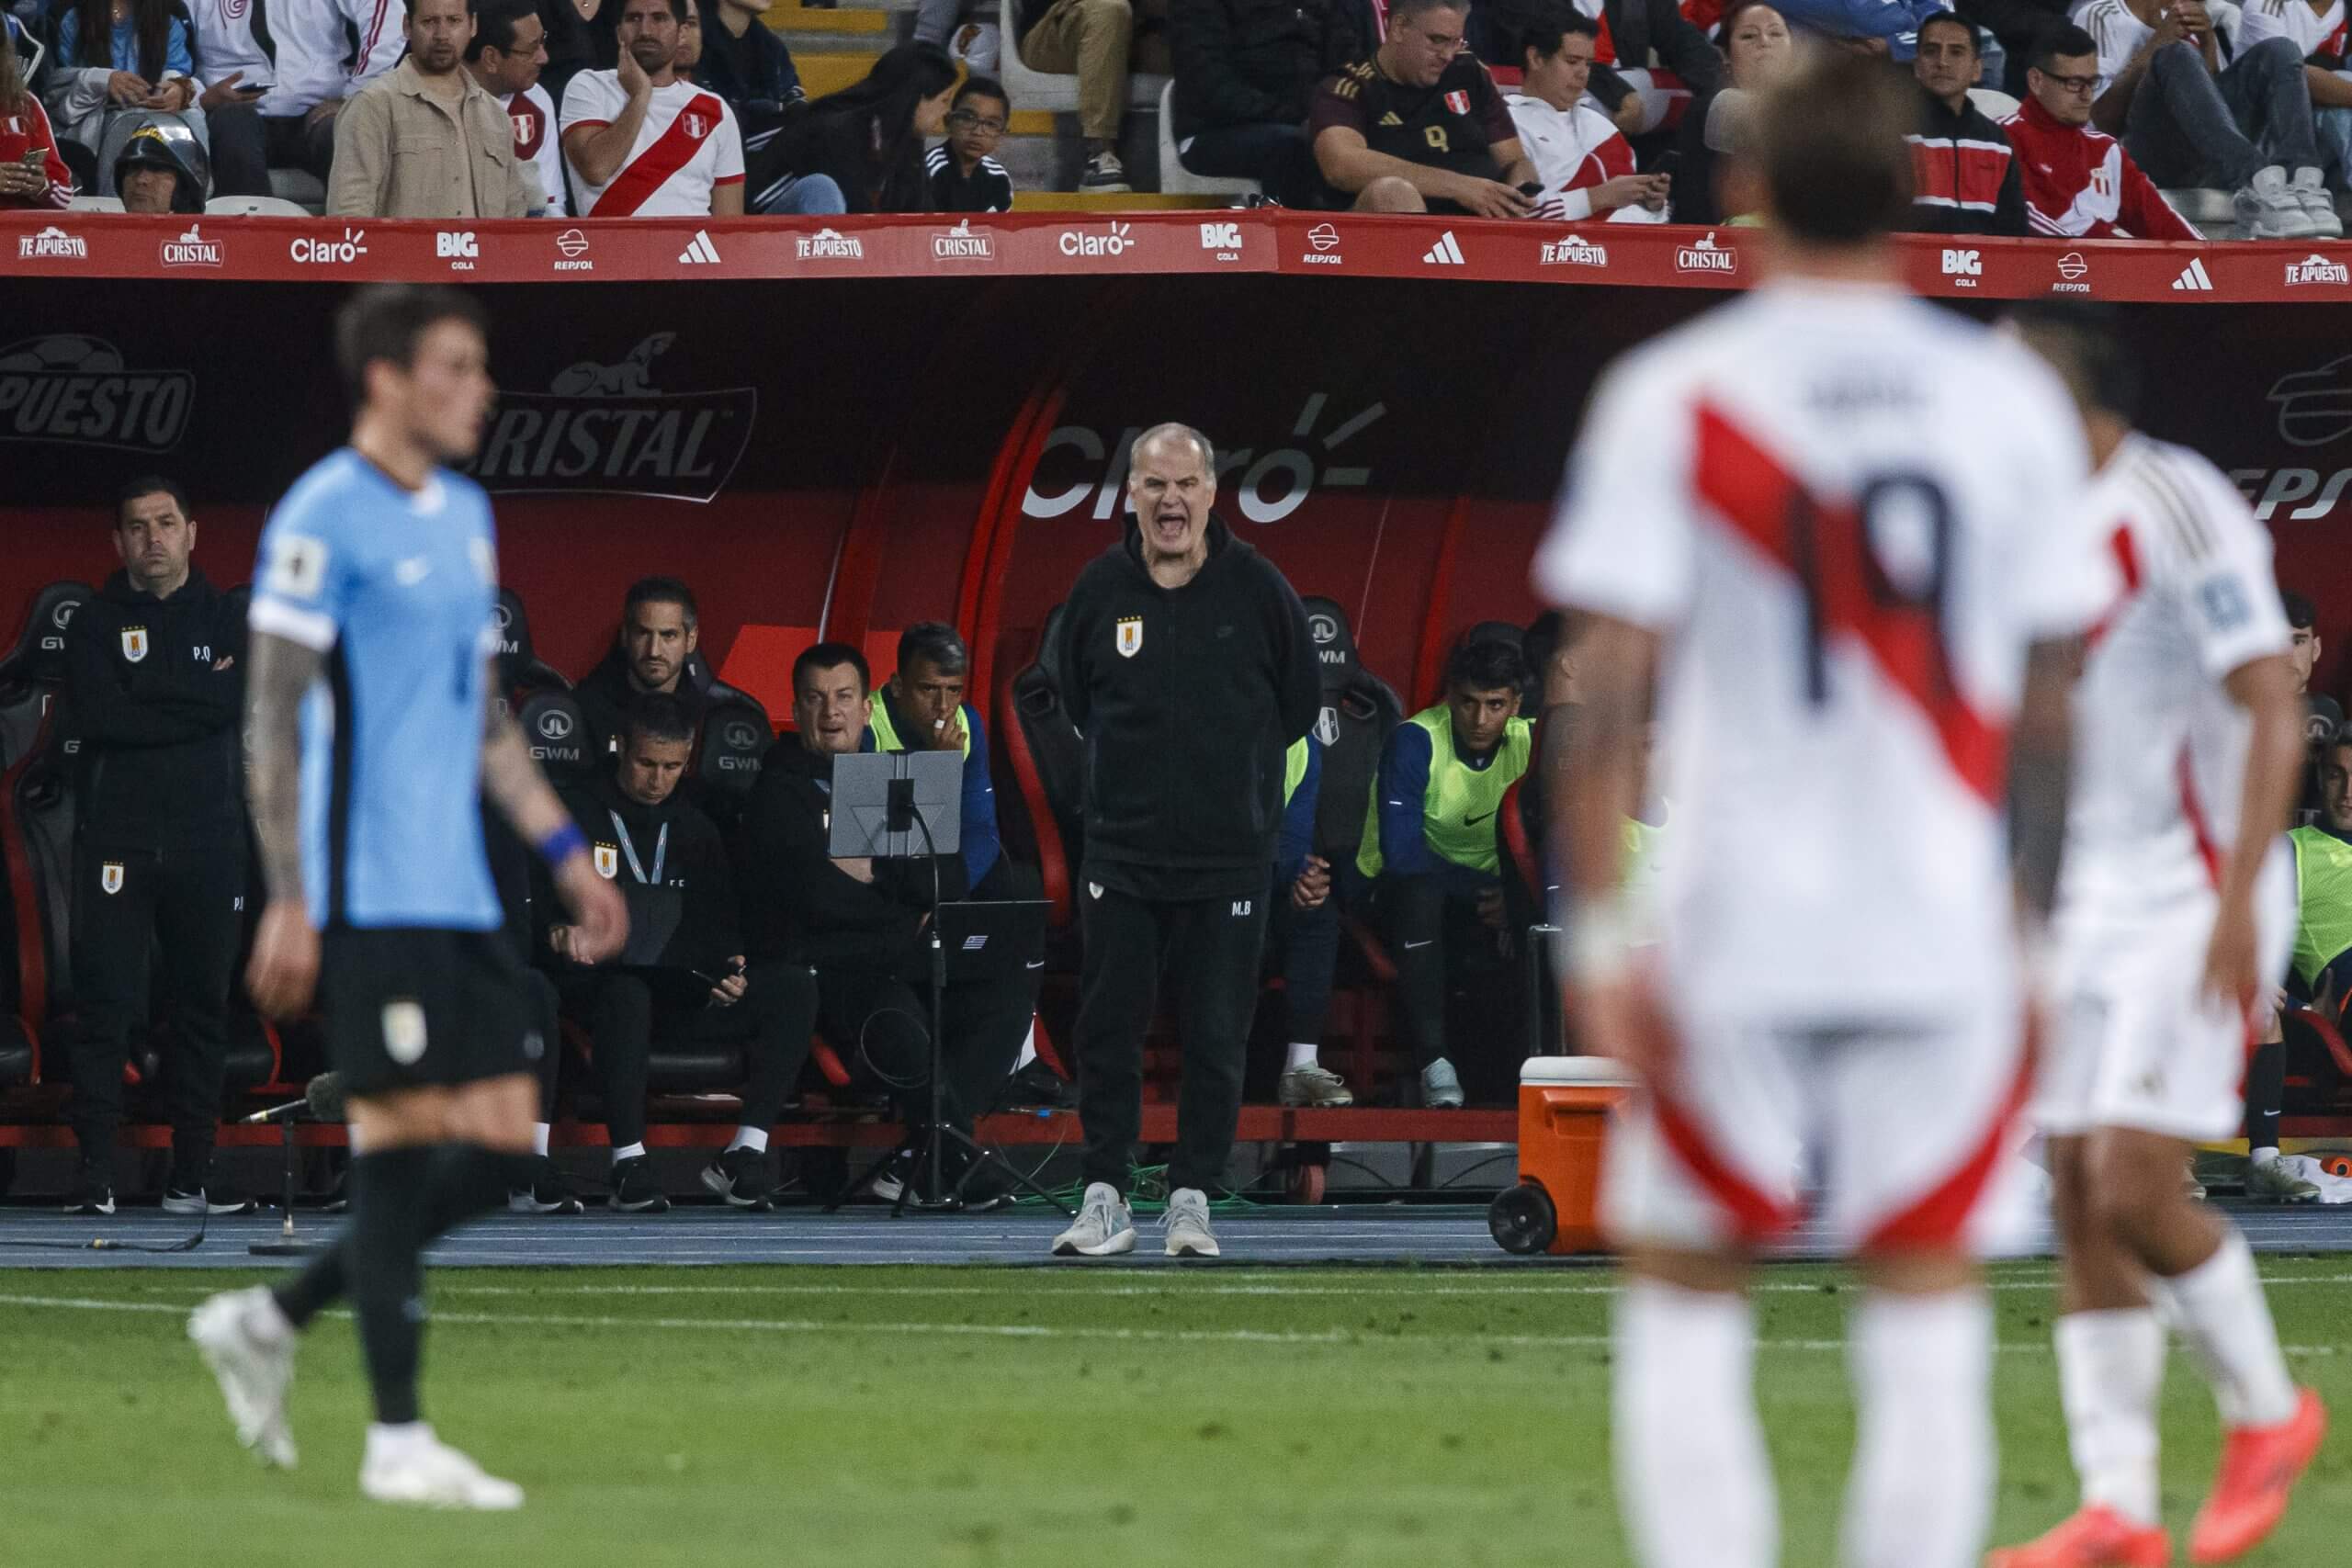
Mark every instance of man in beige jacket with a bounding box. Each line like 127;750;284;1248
328;0;544;217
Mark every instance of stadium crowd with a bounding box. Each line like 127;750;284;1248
40;474;1589;1214
5;0;2349;231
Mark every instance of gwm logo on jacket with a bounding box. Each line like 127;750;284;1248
1115;615;1144;658
119;626;148;662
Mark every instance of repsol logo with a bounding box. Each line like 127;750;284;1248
2232;468;2352;521
0;335;193;455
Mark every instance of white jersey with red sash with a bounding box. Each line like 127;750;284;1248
560;73;743;218
506;84;568;217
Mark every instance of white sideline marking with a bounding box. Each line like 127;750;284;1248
0;1292;2337;1357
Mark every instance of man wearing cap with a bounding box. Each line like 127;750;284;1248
113;122;202;212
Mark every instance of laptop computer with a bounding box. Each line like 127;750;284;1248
933;900;1049;982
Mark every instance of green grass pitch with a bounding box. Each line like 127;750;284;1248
2;1257;2346;1566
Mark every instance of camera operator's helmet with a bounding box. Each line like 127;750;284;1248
107;116;209;212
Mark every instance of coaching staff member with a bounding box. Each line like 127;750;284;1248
61;476;254;1218
1049;423;1318;1260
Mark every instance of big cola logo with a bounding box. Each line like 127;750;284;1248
460;333;755;503
1023;395;1384;526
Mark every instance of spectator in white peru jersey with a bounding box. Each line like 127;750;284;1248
468;0;569;214
2238;0;2352;186
2076;0;2338;235
560;0;744;217
1502;4;1671;222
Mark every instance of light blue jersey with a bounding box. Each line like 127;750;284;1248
248;449;502;932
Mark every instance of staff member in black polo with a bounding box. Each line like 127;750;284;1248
61;476;254;1217
1049;423;1318;1260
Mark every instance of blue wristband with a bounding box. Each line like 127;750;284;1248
536;820;588;866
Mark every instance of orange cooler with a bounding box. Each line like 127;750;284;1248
1489;1055;1634;1255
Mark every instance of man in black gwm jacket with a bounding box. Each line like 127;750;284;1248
60;477;252;1217
1049;423;1319;1260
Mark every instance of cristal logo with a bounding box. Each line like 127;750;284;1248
932;219;994;260
1674;232;1736;273
1058;222;1134;257
161;223;221;268
290;227;368;265
461;332;756;503
1026;393;1381;526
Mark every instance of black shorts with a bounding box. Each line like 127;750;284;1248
321;927;537;1099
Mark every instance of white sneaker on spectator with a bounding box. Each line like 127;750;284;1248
189;1286;299;1469
2238;165;2319;239
1163;1186;1221;1258
359;1425;524;1510
1080;150;1129;193
1051;1180;1135;1257
1420;1058;1466;1109
1278;1064;1354;1107
2290;166;2343;237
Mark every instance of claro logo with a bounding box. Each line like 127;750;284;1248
289;227;369;265
1058;222;1135;257
1025;394;1382;525
0;335;194;455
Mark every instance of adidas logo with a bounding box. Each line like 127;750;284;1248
1379;111;1403;126
1421;230;1465;265
2171;257;2213;291
678;230;722;265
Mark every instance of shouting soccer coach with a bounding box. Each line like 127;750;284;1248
1050;423;1319;1260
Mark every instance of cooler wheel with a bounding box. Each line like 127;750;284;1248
1488;1182;1556;1256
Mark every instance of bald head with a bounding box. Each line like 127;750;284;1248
1127;422;1218;582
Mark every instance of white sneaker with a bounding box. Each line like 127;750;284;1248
2247;1153;2321;1203
359;1425;525;1510
2291;166;2343;238
1420;1058;1465;1109
1277;1064;1354;1107
2239;165;2320;239
1080;150;1130;194
189;1286;299;1469
1163;1187;1221;1258
1051;1181;1136;1257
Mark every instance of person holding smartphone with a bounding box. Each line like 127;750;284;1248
185;0;277;195
0;25;74;208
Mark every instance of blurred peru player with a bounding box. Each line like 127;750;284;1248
1988;311;2327;1568
1537;54;2109;1568
189;286;628;1509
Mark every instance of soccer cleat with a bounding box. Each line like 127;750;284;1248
1984;1506;2170;1567
189;1286;299;1469
1079;150;1129;193
163;1180;258;1216
506;1156;583;1214
2246;1153;2321;1204
698;1146;773;1210
2188;1387;2327;1563
605;1155;670;1213
63;1168;115;1216
359;1427;524;1510
1278;1064;1354;1107
1052;1181;1136;1257
1163;1187;1221;1258
2290;167;2343;239
1420;1058;1466;1109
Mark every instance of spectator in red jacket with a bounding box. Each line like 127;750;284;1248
2005;24;2199;238
1907;11;2027;234
0;24;74;208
